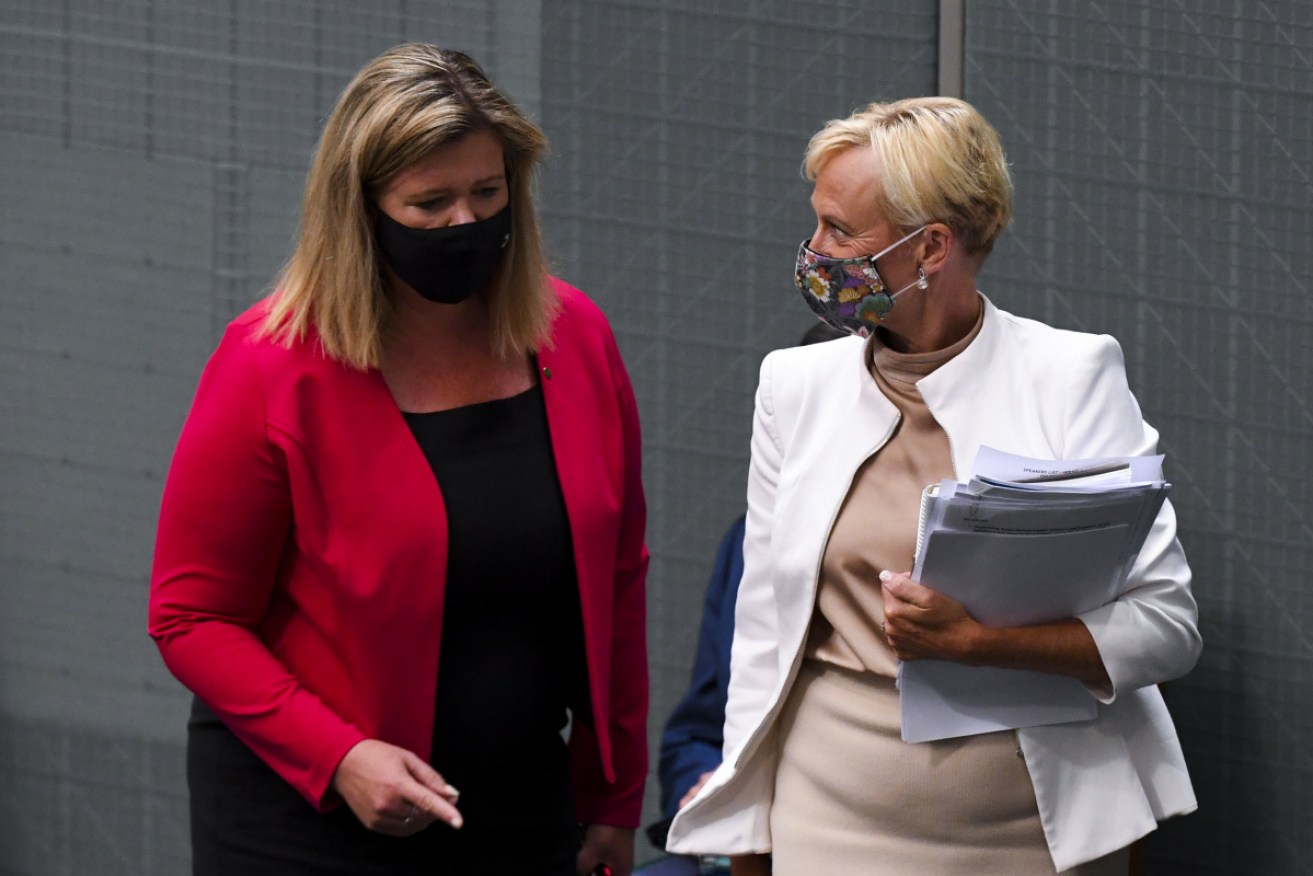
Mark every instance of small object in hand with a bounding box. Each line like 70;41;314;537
590;866;613;876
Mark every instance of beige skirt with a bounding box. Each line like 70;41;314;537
770;660;1129;875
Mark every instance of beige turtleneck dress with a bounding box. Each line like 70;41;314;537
767;315;1129;875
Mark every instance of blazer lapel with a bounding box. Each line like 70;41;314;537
919;296;1062;474
769;344;900;672
533;344;611;738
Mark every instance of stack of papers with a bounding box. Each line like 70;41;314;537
898;446;1170;743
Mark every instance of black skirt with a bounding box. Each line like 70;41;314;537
187;700;579;876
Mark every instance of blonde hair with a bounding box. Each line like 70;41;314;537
260;43;555;369
803;96;1013;261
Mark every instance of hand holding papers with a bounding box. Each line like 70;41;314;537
898;447;1170;743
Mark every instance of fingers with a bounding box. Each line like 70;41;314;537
406;784;463;831
880;570;946;627
879;569;927;605
363;793;441;837
678;771;714;810
381;801;426;837
880;570;934;659
879;569;979;663
397;751;461;830
879;569;915;635
364;783;461;837
402;750;461;804
332;739;463;835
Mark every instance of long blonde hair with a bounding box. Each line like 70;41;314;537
260;44;555;369
804;96;1013;262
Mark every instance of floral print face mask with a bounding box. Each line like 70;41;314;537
793;225;928;337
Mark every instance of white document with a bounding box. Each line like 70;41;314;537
899;526;1128;743
970;445;1165;488
898;446;1171;743
898;662;1097;744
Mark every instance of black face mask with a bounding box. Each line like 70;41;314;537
374;203;512;304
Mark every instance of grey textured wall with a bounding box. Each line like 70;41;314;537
0;1;1309;874
965;3;1313;871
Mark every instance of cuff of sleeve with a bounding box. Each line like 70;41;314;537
1075;611;1117;705
575;781;645;828
309;726;371;812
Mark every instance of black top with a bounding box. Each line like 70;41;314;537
403;384;589;855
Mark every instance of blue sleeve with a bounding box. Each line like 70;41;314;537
657;515;746;820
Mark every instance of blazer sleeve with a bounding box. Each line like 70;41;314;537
657;515;744;820
1062;335;1202;700
570;323;650;827
147;329;366;807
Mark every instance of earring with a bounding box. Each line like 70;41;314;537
917;266;928;289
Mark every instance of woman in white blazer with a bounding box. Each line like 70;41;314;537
666;97;1199;875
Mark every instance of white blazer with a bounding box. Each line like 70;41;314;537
667;296;1201;873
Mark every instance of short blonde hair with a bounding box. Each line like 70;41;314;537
261;43;554;369
803;96;1012;261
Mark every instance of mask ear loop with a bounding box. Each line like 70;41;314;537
864;228;930;312
886;265;930;308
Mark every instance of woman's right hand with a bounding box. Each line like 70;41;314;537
678;770;715;810
331;739;462;836
730;853;771;876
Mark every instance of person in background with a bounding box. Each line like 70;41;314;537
642;324;842;876
667;96;1199;875
149;43;648;876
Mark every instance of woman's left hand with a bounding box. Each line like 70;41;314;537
577;823;634;876
879;569;983;663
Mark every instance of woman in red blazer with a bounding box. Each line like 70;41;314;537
149;44;648;876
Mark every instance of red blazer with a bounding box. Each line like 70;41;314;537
149;279;649;826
